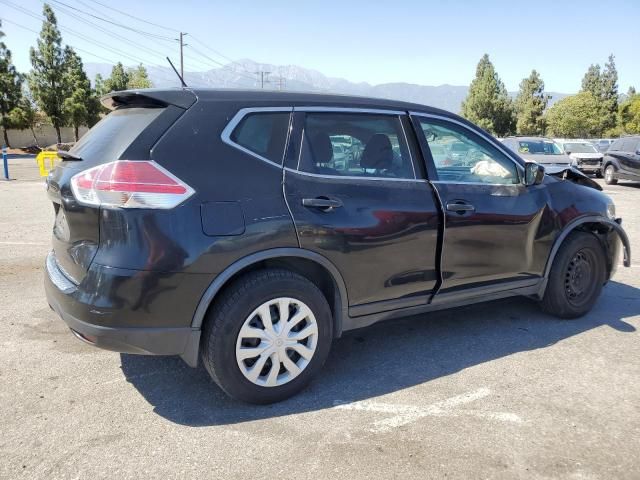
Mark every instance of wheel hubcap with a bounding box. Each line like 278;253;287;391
235;297;318;387
565;250;594;304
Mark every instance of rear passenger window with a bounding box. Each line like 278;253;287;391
297;113;415;179
230;112;290;164
609;139;624;151
621;138;639;152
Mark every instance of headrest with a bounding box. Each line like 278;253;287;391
361;134;393;170
309;132;333;164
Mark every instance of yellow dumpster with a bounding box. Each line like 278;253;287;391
36;151;59;177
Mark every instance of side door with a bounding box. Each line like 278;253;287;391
284;108;441;314
623;138;640;177
411;113;550;298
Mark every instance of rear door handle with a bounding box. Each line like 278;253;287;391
446;202;475;213
302;197;343;210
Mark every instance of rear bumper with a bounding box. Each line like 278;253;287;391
45;252;201;366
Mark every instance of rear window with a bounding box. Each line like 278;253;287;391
230;112;290;164
70;107;165;164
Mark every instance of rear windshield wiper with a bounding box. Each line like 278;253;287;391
57;150;83;161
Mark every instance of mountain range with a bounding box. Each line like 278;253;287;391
84;59;568;114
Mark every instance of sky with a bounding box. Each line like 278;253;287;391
1;0;639;93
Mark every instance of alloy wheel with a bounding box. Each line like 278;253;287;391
235;297;318;387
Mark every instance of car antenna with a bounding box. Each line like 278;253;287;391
166;56;188;88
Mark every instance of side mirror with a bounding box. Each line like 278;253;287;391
524;162;545;186
564;150;571;155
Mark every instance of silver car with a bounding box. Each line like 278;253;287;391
502;137;572;167
561;141;604;176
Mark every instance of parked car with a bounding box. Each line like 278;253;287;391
45;89;630;403
502;137;572;167
560;141;604;176
601;136;640;185
594;139;614;153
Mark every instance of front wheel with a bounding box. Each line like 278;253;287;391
604;165;617;185
201;269;333;404
541;232;606;319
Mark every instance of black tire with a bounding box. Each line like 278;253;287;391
541;232;606;319
604;164;618;185
201;269;333;404
595;170;603;178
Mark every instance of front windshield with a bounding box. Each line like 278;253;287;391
518;140;563;155
563;142;598;154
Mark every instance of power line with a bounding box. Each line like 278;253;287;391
44;0;172;62
74;0;280;86
0;17;114;64
0;3;178;84
79;0;180;33
49;0;175;41
187;44;257;82
189;35;256;76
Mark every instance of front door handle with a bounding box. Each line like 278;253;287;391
302;197;343;210
446;202;475;213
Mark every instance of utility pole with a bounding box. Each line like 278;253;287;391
179;32;188;80
255;70;270;89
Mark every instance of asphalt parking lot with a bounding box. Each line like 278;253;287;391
1;157;639;479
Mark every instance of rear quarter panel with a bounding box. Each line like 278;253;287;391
93;98;298;276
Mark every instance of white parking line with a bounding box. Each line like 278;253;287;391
334;388;523;432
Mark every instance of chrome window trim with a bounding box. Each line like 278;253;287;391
431;180;523;187
409;111;525;181
284;167;427;183
293;106;404;115
220;106;294;168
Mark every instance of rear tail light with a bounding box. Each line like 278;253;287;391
70;160;194;209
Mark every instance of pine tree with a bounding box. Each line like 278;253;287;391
94;73;107;96
29;4;68;144
600;54;619;133
461;54;515;136
0;20;24;148
579;55;619;135
127;64;152;89
581;64;602;98
515;70;548;135
104;62;129;92
63;47;99;141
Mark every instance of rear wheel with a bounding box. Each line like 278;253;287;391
604;165;617;185
541;232;606;319
201;269;333;404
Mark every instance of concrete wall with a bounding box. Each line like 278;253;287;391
5;125;88;148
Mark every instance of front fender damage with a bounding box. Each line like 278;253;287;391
545;166;603;191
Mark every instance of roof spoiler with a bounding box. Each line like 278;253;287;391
101;88;197;110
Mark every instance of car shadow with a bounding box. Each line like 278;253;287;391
120;280;638;426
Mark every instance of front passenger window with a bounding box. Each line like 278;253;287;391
297;112;415;179
418;118;519;185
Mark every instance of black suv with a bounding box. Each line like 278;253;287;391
602;136;640;185
45;89;631;403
